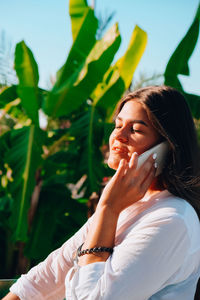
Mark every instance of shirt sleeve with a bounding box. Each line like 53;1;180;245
65;210;190;300
10;215;94;300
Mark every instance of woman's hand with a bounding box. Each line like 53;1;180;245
98;152;157;216
78;152;157;266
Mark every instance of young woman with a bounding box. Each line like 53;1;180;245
4;86;200;299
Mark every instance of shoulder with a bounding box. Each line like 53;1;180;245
140;191;200;246
142;190;197;220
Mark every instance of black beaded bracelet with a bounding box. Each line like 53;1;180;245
77;243;113;257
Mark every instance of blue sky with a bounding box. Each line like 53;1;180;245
1;0;200;94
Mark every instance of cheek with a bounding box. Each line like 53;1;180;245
137;134;161;154
109;132;115;148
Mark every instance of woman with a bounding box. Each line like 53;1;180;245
4;86;200;299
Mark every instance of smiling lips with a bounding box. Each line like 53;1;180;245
112;146;128;154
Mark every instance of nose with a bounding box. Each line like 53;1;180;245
114;128;128;143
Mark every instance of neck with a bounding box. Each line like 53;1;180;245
146;176;165;197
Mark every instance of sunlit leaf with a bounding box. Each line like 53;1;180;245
93;25;147;121
44;22;120;117
15;41;40;125
116;25;147;89
69;0;88;41
55;7;98;86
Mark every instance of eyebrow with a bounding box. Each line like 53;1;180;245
116;116;148;127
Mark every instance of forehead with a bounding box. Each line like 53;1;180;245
117;101;149;122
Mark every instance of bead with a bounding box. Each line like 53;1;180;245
77;244;114;257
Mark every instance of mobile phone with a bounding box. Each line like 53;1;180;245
136;141;169;176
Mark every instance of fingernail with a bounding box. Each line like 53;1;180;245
153;153;157;160
154;162;158;168
133;152;138;156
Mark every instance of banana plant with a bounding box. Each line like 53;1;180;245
0;0;148;275
0;41;46;276
5;41;45;242
66;24;147;195
44;3;147;194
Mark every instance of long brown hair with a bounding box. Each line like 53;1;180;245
116;85;200;220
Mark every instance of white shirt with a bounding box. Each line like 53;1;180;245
10;190;200;300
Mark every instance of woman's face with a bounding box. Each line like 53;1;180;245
108;100;161;170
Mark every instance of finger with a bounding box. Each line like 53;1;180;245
128;152;138;170
139;152;157;167
141;163;157;191
114;159;128;179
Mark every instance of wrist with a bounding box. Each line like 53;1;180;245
96;202;121;218
77;203;119;266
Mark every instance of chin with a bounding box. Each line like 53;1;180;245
107;156;119;170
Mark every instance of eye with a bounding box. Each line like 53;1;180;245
131;127;136;133
131;127;141;133
114;123;122;129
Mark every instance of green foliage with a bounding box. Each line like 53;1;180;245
67;106;105;194
116;25;147;90
55;7;98;88
44;21;120;117
0;85;18;108
69;0;88;41
15;41;40;124
164;3;200;118
6;126;44;241
0;0;147;277
94;25;147;121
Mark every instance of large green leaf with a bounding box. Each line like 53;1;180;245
44;23;121;117
93;25;147;120
164;3;200;118
94;66;125;119
44;7;98;116
5;126;44;241
73;23;121;86
164;3;200;89
0;85;18;108
56;7;98;87
69;0;88;41
116;25;147;89
15;41;40;125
